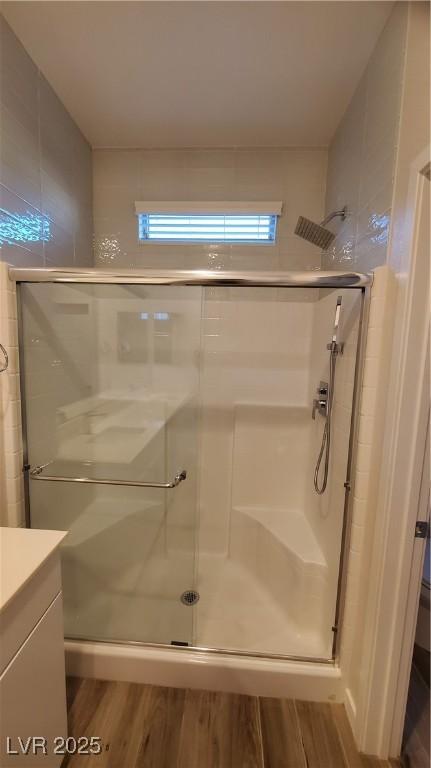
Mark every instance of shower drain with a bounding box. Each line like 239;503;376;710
180;590;200;606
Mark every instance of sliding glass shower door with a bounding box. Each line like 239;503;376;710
18;274;365;660
20;283;202;646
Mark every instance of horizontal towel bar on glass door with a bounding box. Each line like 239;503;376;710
27;465;187;489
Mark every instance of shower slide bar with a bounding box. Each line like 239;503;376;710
28;465;187;489
9;267;372;288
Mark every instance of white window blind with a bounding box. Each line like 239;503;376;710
135;202;282;244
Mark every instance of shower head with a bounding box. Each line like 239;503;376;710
294;217;336;250
294;206;347;250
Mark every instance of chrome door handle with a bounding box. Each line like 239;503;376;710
28;465;187;489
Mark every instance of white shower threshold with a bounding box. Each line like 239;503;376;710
65;639;342;701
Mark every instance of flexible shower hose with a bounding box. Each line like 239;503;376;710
314;345;337;495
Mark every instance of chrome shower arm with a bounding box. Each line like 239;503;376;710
320;207;347;228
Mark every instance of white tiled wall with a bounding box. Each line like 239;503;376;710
92;146;342;654
194;285;364;658
340;265;397;729
198;291;316;555
93;148;327;272
0;262;24;525
306;288;362;592
338;4;430;748
0;16;93;527
118;140;345;651
0;16;93;268
93;146;328;551
323;3;408;272
323;2;430;742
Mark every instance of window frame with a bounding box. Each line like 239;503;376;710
134;201;283;246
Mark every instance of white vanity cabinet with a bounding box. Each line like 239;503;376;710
0;528;68;767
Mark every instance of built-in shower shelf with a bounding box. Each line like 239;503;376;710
233;506;326;567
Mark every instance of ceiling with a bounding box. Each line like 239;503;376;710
2;1;393;148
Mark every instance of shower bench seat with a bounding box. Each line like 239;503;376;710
233;505;326;567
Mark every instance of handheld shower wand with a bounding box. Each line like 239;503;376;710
313;296;343;495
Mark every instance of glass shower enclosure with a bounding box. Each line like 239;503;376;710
16;269;368;661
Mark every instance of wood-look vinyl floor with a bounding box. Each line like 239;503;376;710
402;664;430;768
63;678;402;768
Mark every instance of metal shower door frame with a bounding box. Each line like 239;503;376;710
14;268;371;664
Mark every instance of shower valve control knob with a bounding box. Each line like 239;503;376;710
312;381;328;420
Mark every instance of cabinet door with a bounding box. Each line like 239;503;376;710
0;593;67;767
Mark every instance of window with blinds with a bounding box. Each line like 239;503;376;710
138;213;278;243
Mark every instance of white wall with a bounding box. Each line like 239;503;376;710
93;147;327;272
1;0;423;686
341;265;398;746
0;16;93;268
199;290;315;556
92;147;338;654
320;1;431;756
93;147;329;542
0;16;94;527
313;10;429;743
0;263;22;526
321;0;414;742
306;288;362;587
387;2;431;276
323;3;408;272
339;2;430;756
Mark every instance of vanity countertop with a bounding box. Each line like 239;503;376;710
0;527;67;613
